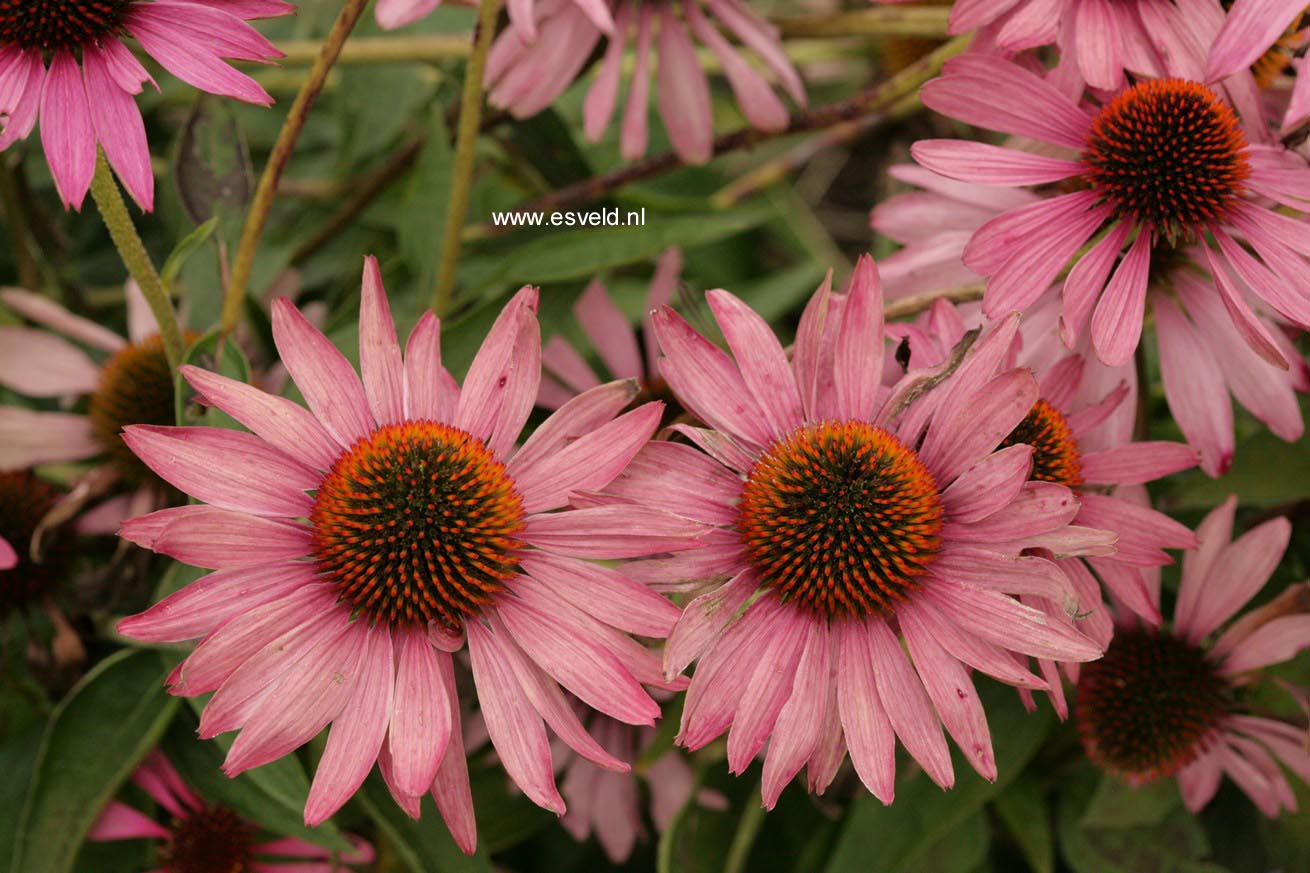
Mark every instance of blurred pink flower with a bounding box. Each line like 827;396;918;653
914;56;1310;367
116;258;707;849
539;248;682;409
1207;0;1310;133
613;257;1107;808
486;0;804;163
1076;497;1310;816
893;298;1200;717
0;282;191;532
90;749;374;871
0;0;291;211
0;534;14;570
872;164;1309;477
935;0;1208;91
560;709;725;862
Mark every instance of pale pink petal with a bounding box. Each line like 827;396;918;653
867;617;954;789
1090;229;1152;366
305;628;394;825
761;621;830;808
272;299;372;449
656;9;713;163
151;509;312;569
910;140;1084;185
835;618;896;802
387;628;451;797
82;44;153;211
724;610;808;772
941;444;1034;524
831;255;885;422
430;654;477;852
40;51;96;209
403;311;459;423
122;425;318;517
1205;0;1306;80
455;287;540;459
519;551;680;638
1154;296;1234;477
465;619;565;813
0;407;99;467
900;598;1048;689
1078;441;1199;485
620;8;655;159
521;504;708;559
707;289;804;437
605;440;740;526
1182;516;1292;642
920;55;1090;148
0;289;125;352
663;570;757;680
87;801;171;842
1220;615;1310;675
180;366;340;472
358;257;405;427
0;327;101;396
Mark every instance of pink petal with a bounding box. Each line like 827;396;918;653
0;327;101;396
87;801;171;842
656;9;713;163
1153;296;1234;477
1090;229;1152;366
82;44;153;211
358;256;405;427
1181;516;1292;642
911;140;1083;185
941;444;1034;524
867;618;954;789
272;298;372;449
831;255;885;422
39;51;96;209
0;288;124;352
430;654;477;852
122;425;318;517
1220;615;1310;675
1078;441;1199;485
574;280;643;381
387;628;451;797
403;311;459;423
1205;0;1307;80
706;289;804;437
519;551;680;638
835;618;896;803
513;379;638;474
180;366;340;472
662;570;757;679
151;508;311;569
520;505;707;559
455;287;540;459
761;621;830;808
465;620;565;814
305;627;394;825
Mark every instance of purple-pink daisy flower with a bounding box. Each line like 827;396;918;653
913;55;1310;367
485;0;805;164
872;164;1309;477
89;749;375;871
1208;0;1310;134
1075;497;1310;816
114;258;706;849
612;257;1107;808
0;0;291;211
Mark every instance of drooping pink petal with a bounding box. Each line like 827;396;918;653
835;618;897;802
465;619;565;814
519;551;681;638
0;327;101;396
656;9;713;163
39;51;97;209
82;44;153;211
866;617;954;789
387;628;451;797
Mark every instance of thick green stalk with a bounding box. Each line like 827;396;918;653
431;0;503;316
222;0;371;336
89;153;185;371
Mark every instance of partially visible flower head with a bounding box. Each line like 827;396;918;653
559;708;726;862
1075;497;1310;816
486;0;805;164
940;0;1185;91
872;164;1309;478
0;0;291;210
889;296;1199;718
612;257;1108;808
1208;0;1310;134
0;282;189;531
89;749;374;871
0;470;66;616
116;258;707;849
540;247;682;411
914;56;1310;370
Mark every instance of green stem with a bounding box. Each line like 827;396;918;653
432;0;503;316
89;153;185;371
0;160;39;290
724;785;767;873
222;0;371;337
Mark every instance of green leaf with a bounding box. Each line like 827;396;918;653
162;707;351;853
1080;773;1181;829
12;648;179;873
173;96;253;237
397;107;452;301
1166;428;1310;510
161;218;219;287
993;774;1054;873
0;727;43;868
467;761;554;853
823;681;1055;873
357;772;493;873
462;207;772;292
1058;771;1227;873
173;329;252;428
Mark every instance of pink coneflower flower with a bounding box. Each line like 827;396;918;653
913;56;1310;367
873;162;1309;477
888;298;1198;718
0;535;14;570
940;0;1197;91
1208;0;1310;134
1075;497;1310;816
485;0;805;163
116;258;704;849
0;282;191;530
89;749;374;871
539;248;681;410
560;710;726;862
0;0;290;211
611;256;1107;807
